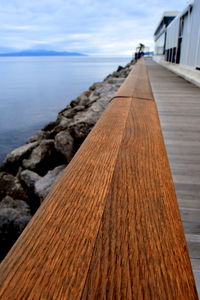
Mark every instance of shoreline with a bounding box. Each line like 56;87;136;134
0;56;131;163
0;59;133;259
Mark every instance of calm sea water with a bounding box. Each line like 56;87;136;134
0;56;131;162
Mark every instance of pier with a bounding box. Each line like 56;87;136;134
0;58;198;299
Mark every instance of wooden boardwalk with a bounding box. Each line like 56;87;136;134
146;58;200;295
0;58;198;299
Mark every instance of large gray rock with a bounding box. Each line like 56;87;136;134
58;117;71;129
62;105;85;119
26;131;51;143
89;82;103;91
19;170;42;211
0;196;31;259
86;94;99;106
0;196;30;215
4;142;38;164
20;169;41;190
106;77;125;86
1;142;38;174
68;100;109;142
35;165;65;200
77;94;90;107
93;83;116;96
69;121;94;141
0;172;28;201
22;140;57;175
68;94;113;142
55;131;74;162
60;91;91;111
43;120;59;131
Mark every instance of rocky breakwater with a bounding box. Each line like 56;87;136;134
0;60;133;259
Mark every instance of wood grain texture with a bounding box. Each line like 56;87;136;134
0;98;132;299
0;58;198;299
81;98;197;299
147;57;200;295
115;58;154;100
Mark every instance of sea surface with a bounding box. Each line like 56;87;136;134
0;56;131;162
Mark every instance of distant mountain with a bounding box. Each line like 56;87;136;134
0;50;86;57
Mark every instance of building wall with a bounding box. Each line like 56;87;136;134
154;14;179;56
155;32;165;55
180;12;191;66
187;0;200;67
165;0;200;68
166;17;179;50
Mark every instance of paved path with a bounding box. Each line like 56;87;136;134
146;58;200;295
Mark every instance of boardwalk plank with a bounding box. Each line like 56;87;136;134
81;98;197;299
147;58;200;293
115;60;154;100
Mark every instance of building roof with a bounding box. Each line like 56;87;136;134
180;2;193;17
165;3;194;31
154;11;180;36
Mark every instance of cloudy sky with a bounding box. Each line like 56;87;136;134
0;0;188;55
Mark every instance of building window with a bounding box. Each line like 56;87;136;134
155;33;165;55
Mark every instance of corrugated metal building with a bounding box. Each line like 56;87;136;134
154;0;200;70
154;12;179;56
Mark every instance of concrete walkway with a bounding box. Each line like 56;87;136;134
146;58;200;295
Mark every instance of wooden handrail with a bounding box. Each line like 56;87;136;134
115;58;154;100
0;58;198;299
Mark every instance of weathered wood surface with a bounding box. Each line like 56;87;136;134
0;58;198;299
146;57;200;296
81;96;197;299
115;59;154;100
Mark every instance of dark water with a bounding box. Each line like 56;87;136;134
0;56;131;162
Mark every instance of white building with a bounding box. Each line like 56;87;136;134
154;11;179;56
154;0;200;70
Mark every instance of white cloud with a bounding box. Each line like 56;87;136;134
0;0;188;54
